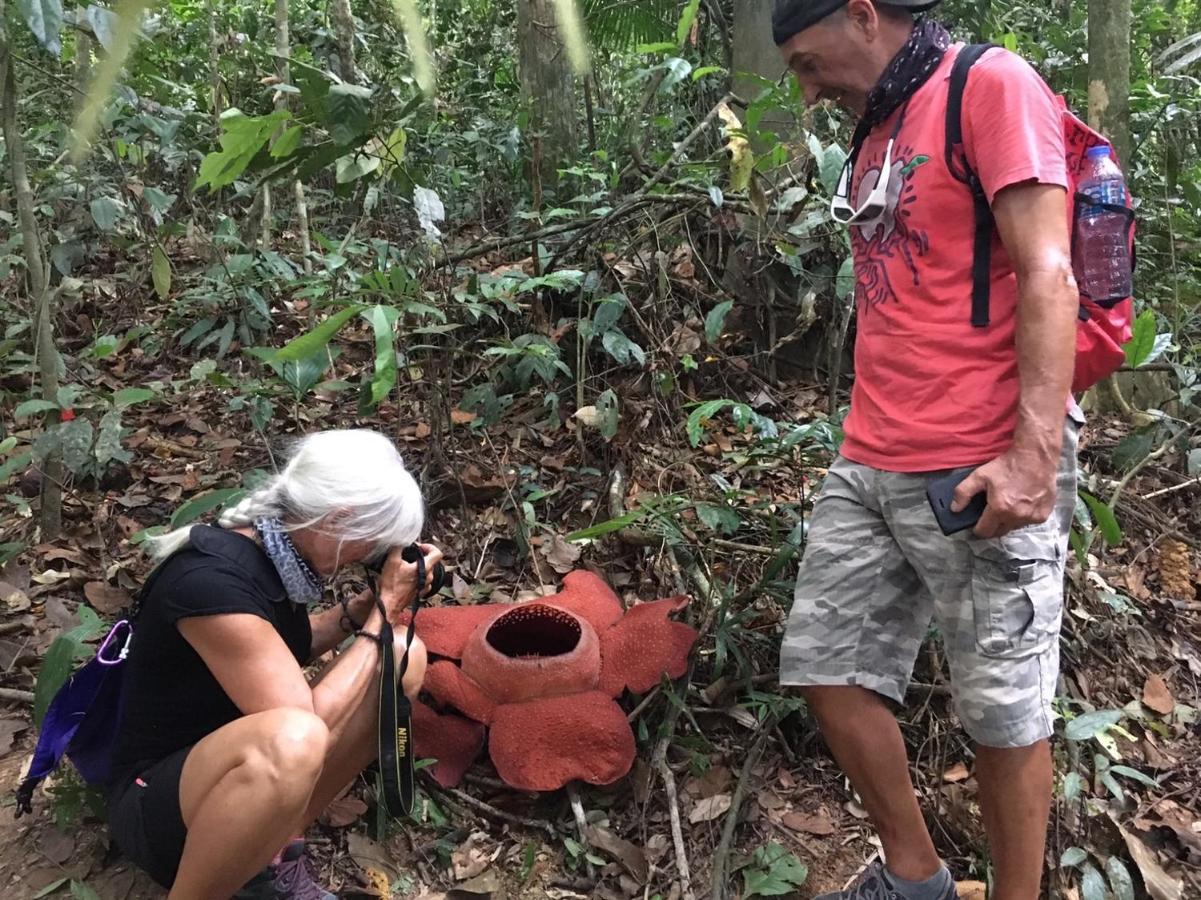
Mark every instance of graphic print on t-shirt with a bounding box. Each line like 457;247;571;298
850;144;931;312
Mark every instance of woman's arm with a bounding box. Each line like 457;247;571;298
307;588;375;659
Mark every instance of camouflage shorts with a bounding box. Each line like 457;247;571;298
780;416;1081;748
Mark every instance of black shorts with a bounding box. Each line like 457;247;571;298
107;746;192;889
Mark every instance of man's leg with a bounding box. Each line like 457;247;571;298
803;685;940;881
975;740;1053;900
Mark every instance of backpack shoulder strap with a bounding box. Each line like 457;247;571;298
944;43;997;328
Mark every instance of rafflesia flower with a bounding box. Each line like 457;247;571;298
408;571;697;792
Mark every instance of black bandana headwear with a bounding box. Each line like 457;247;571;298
772;0;943;46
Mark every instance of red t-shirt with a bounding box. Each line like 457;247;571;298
838;45;1069;472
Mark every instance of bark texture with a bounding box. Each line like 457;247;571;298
517;0;578;186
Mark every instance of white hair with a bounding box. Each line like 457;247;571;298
146;429;425;564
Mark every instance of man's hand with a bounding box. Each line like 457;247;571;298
952;449;1058;539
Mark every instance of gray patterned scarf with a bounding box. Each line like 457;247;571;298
254;517;326;605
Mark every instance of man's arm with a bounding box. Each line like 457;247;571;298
952;181;1078;538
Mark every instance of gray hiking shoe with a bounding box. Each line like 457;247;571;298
815;861;956;900
233;840;336;900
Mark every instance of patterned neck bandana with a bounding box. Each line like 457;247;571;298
254;517;326;605
848;19;951;165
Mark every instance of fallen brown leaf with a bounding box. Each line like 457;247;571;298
347;832;399;882
541;534;582;575
38;828;75;864
450;409;477;425
320;793;367;827
84;581;132;615
585;825;649;883
1143;673;1176;716
1117;820;1183;900
957;882;987;900
688;793;732;824
781;811;836;836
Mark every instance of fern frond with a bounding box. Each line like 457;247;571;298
583;0;678;52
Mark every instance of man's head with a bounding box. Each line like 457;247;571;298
773;0;940;112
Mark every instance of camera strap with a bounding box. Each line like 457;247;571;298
374;554;423;819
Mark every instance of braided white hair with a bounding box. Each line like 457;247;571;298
146;430;425;563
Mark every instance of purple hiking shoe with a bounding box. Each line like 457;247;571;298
233;840;336;900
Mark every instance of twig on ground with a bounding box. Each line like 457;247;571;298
657;756;695;900
0;687;35;703
711;714;777;900
0;621;30;635
566;782;589;842
1142;475;1200;499
432;783;559;837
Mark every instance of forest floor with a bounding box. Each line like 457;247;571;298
0;270;1198;899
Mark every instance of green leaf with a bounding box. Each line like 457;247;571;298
836;256;856;298
675;0;701;47
743;842;808;898
34;607;104;725
705;300;733;344
14;399;60;419
687;399;733;447
596;389;619;441
1060;847;1088;868
1105;856;1134;900
152;246;171;299
70;882;102;900
601;329;645;367
273;305;366;362
270;125;304;159
1109;765;1159;788
590;294;626;336
0;437;15;455
18;0;64;55
89;196;122;231
113;387;157;409
32;877;69;898
692;65;727;81
636;41;676;54
1123;309;1156;368
818;144;848;196
1080;491;1123;546
566;507;650;541
0;543;24;567
336;152;381;183
94;410;128;468
1061;771;1086;803
1112;430;1153;472
196;110;288;191
0;450;33;485
169;488;246;529
1080;864;1107;900
1064;709;1123;742
696;502;740;535
365;305;398;406
327;83;373;145
59;418;94;474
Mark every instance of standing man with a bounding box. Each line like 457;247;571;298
773;2;1083;898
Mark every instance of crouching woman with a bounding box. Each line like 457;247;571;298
105;430;435;900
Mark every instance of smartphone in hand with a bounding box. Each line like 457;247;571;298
926;467;986;535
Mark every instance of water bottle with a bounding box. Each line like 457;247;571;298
1075;146;1132;299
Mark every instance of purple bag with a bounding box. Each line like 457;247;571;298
15;620;133;816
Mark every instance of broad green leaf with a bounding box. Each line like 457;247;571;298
1123;309;1156;368
1105;856;1134;900
1080;491;1122;546
89;196;122;231
818;144;848;195
18;0;64;55
0;543;24;567
59;418;95;474
113;387;157;408
686;399;733;447
658;57;692;92
270;125;304;159
196;109;289;191
743;842;808;898
273;305;366;362
1109;764;1158;787
89;335;119;359
327;83;373;145
84;4;117;50
32;877;68;898
696;502;740;534
1064;709;1123;742
169;487;246;529
1061;771;1086;803
70;882;102;900
596;389;619;441
379;127;407;173
70;0;151;161
94;410;128;467
14;399;60;419
675;0;701;47
1060;847;1088;868
34;607;104;725
1080;864;1107;900
152;246;171;299
601;329;645;367
705;300;734;344
636;42;676;54
1112;430;1153;472
836;256;856;298
692;65;726;81
590;295;626;336
0;437;15;454
0;450;33;485
336;152;381;183
366;305;398;406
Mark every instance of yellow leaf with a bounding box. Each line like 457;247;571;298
152;246;171;300
717;102;753;193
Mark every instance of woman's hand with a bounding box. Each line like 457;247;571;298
375;543;443;625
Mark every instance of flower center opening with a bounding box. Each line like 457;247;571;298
487;604;581;658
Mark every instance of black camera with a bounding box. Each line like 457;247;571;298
368;544;445;598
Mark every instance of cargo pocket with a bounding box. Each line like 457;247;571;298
968;534;1063;659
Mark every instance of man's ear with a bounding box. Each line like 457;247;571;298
844;0;882;40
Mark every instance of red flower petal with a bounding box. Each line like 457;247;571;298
597;596;697;696
404;603;502;659
487;692;636;791
423;660;497;723
547;570;623;633
412;699;486;788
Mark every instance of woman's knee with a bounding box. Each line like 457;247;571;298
247;708;329;781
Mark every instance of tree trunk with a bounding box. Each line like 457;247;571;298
731;0;789;148
0;4;62;539
272;0;311;268
330;0;357;82
207;0;223;125
1087;0;1134;416
517;0;578;187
